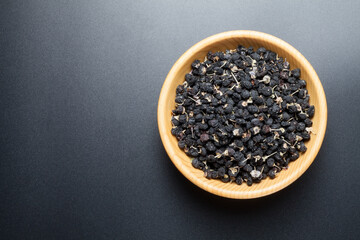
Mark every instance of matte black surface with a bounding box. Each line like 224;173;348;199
1;1;360;239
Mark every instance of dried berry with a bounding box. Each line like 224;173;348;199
192;158;201;169
200;133;210;142
246;177;253;186
235;176;243;185
178;140;186;149
268;169;276;179
221;174;231;183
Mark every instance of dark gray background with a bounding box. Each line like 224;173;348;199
1;0;359;239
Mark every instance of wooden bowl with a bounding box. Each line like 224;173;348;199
158;31;327;199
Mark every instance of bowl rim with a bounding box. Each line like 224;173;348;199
158;30;327;199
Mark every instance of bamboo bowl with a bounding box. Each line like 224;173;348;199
158;31;327;199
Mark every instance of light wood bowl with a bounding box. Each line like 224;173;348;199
158;31;327;199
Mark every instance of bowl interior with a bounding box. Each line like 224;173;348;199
158;31;327;199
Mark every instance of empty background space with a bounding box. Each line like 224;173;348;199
0;0;359;239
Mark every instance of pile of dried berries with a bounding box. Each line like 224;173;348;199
171;46;315;186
